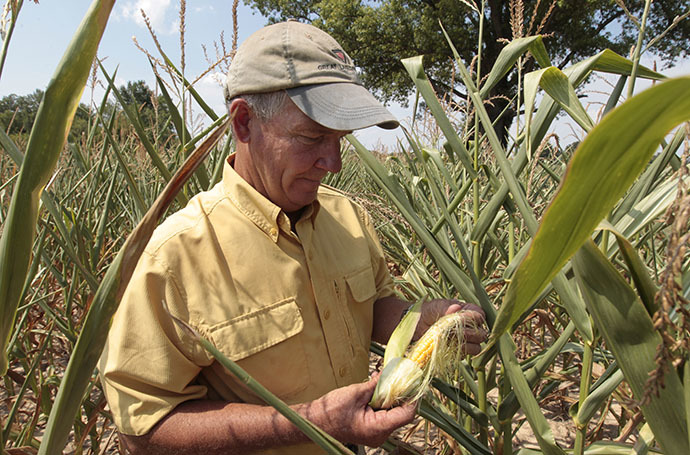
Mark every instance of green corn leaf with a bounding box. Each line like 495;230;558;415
347;134;487;316
573;240;688;454
96;106;147;219
480;35;552;100
383;299;423;368
401;56;476;178
499;335;566;455
0;0;115;376
489;76;690;345
418;397;492;455
574;369;624;426
431;379;492;428
613;125;687;223
568;49;665;82
473;49;664;246
156;47;220;122
98;61;189;209
632;423;657;455
524;66;594;156
598;221;658;315
152;65;211;191
498;322;576;422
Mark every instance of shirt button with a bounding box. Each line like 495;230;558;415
324;309;331;320
307;251;314;260
269;227;277;237
339;366;347;377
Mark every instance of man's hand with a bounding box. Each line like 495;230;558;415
416;300;486;355
305;375;416;447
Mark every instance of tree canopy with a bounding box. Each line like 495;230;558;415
0;81;173;144
244;0;689;139
0;89;92;143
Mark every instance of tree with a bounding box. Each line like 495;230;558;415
244;0;690;142
116;80;175;141
0;89;92;142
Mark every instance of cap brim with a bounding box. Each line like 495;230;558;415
287;83;399;131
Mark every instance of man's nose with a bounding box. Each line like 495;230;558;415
315;139;343;174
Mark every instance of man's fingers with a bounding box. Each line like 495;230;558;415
463;327;488;344
377;400;417;429
462;342;483;356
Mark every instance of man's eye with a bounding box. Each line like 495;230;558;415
299;135;321;144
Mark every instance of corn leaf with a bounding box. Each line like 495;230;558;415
479;35;552;100
598;221;658;315
613;125;687;223
499;335;566;455
383;299;423;368
152;66;211;191
489;77;690;344
574;369;624;426
0;0;115;376
498;322;576;421
573;240;688;454
347;135;487;316
401;56;476;178
473;49;664;246
524;67;593;156
418;397;491;455
156;46;220;122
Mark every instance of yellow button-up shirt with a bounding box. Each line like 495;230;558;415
99;158;395;454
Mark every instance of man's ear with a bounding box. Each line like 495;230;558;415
229;98;252;143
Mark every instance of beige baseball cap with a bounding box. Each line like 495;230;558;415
224;20;399;131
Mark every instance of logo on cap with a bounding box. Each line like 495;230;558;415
331;49;350;65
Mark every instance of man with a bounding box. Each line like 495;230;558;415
99;20;486;454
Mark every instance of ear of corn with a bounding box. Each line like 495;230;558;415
370;312;467;409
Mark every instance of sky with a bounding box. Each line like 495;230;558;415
1;0;689;150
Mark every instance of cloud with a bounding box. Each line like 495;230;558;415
193;72;226;119
119;0;173;33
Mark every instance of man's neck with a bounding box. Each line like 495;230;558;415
286;207;306;233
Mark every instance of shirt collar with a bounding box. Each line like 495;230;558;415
222;155;319;241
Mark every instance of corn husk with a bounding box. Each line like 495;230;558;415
371;310;467;409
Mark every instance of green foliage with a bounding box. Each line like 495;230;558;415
117;80;175;138
0;79;174;145
0;90;92;142
244;0;690;140
348;26;689;453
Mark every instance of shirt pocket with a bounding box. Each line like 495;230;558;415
336;266;377;355
207;297;310;399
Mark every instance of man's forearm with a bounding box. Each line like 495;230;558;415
120;377;416;454
121;399;313;455
371;295;411;344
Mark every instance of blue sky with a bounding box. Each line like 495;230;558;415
1;1;688;150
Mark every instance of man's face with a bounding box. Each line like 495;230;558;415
241;99;351;213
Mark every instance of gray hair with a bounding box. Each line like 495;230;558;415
227;91;288;123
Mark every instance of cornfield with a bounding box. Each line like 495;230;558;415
1;0;689;454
